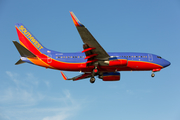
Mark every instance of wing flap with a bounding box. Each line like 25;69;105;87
77;26;109;59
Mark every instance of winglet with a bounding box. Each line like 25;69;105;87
70;11;84;27
60;71;68;80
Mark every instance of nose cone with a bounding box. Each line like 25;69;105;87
163;59;171;68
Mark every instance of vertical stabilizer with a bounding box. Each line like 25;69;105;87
15;23;46;56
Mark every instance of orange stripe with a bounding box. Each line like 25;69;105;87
28;57;53;68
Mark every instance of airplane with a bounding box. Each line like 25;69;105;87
13;11;171;83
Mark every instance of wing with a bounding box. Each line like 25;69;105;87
61;71;91;81
70;12;110;66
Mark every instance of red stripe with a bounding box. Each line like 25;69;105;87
85;54;98;59
82;47;96;53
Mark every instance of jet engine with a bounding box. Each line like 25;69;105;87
101;72;120;81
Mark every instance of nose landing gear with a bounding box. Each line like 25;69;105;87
151;72;155;77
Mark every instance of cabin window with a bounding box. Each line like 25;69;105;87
75;56;77;58
68;56;70;58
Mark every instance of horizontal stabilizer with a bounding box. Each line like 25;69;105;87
13;41;36;58
15;59;25;65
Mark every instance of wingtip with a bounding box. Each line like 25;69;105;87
60;71;67;80
70;11;84;27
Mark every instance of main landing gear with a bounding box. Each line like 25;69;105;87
90;77;95;83
90;64;98;83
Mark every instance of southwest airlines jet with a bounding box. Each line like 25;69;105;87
13;12;170;83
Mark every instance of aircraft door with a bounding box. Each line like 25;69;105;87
148;54;153;62
47;54;52;63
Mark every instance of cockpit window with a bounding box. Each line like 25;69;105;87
157;56;162;59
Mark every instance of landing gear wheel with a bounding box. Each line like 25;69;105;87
151;73;155;77
90;77;95;83
99;75;103;79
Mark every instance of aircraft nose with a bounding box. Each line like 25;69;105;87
163;59;171;68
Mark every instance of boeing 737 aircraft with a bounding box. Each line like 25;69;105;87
13;12;170;83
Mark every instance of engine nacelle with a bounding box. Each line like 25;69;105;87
102;72;120;81
104;60;127;66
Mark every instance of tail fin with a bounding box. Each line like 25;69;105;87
15;23;46;55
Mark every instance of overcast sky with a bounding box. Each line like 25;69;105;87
0;0;180;120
